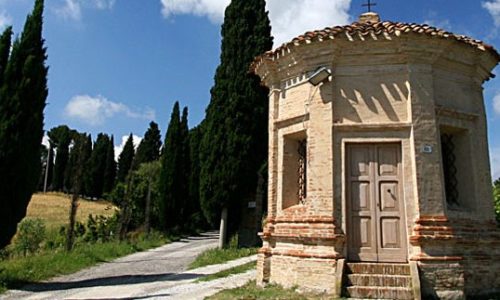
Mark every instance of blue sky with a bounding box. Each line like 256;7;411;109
0;0;499;179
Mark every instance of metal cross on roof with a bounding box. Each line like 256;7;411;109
362;0;377;12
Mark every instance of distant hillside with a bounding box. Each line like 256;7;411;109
25;193;117;229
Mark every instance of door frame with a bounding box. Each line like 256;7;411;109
341;138;409;263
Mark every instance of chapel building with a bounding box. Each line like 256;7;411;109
251;12;500;299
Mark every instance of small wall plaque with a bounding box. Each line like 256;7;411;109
248;201;256;208
422;145;433;153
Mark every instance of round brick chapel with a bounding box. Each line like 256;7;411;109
251;12;500;299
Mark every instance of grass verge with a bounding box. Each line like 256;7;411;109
0;233;168;293
196;261;255;282
205;280;336;300
189;247;257;270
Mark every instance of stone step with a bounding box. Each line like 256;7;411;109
346;286;414;300
346;262;411;275
346;274;412;287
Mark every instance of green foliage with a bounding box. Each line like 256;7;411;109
159;102;190;230
206;281;330;300
117;134;135;183
188;246;257;270
0;0;48;249
199;0;273;228
103;135;116;194
0;232;169;292
12;219;46;256
188;126;203;228
48;125;75;191
84;214;118;243
132;121;162;170
65;133;92;193
0;26;12;87
494;178;500;224
86;133;112;198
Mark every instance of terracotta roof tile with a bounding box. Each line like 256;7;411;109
251;20;500;73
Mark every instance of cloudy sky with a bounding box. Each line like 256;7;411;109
1;0;500;179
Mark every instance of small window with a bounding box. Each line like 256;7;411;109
440;127;474;210
282;132;307;209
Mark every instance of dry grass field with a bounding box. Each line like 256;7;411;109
25;192;117;229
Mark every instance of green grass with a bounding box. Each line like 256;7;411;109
197;261;255;282
0;233;168;293
205;280;337;300
189;247;257;270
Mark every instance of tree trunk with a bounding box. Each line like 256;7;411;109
219;207;228;248
144;180;152;236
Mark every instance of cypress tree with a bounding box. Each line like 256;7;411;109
179;107;190;223
132;121;162;170
103;135;116;194
187;125;203;226
158;102;184;230
0;26;12;84
48;125;73;191
117;133;135;183
82;134;93;196
199;0;272;231
0;0;48;249
87;134;110;198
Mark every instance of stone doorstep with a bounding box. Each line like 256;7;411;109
347;274;412;287
346;286;414;300
346;262;411;275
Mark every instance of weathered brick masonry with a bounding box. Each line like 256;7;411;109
252;11;500;299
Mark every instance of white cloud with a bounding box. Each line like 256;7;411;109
0;10;12;28
54;0;82;21
64;94;156;126
483;0;500;27
161;0;229;23
54;0;115;21
160;0;352;45
494;92;500;115
114;134;142;161
491;147;500;181
267;0;351;45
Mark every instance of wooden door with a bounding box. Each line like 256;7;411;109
347;143;407;262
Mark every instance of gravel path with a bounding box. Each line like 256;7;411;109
1;231;257;300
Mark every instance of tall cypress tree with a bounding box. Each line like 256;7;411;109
86;133;110;198
0;0;48;249
187;125;203;225
103;135;116;194
0;26;12;84
117;134;135;183
132;121;162;170
199;0;272;231
82;134;93;196
158;102;184;230
48;125;73;191
179;107;190;222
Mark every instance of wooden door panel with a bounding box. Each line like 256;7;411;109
347;143;407;263
377;145;398;176
350;147;370;177
351;181;371;211
380;217;401;248
380;182;398;211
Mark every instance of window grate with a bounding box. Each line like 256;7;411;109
297;139;307;204
441;134;459;206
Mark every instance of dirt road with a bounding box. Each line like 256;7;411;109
2;232;221;300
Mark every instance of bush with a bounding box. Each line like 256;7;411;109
12;218;46;256
84;213;118;243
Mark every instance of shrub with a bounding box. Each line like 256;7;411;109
494;179;500;224
12;218;46;256
84;213;118;242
